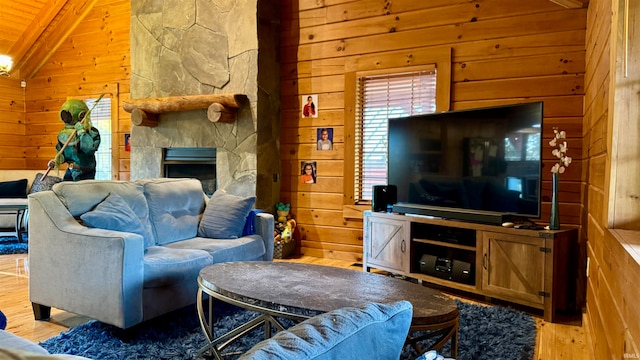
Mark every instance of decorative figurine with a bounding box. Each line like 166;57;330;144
47;99;101;181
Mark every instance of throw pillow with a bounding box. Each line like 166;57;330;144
198;189;256;239
0;179;28;198
0;309;6;330
80;192;151;242
29;173;62;194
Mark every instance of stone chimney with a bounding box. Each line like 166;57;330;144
128;0;280;210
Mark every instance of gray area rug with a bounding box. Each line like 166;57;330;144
0;236;28;255
40;299;536;359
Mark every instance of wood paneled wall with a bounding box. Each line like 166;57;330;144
584;0;640;356
279;0;587;262
21;0;131;180
0;77;25;169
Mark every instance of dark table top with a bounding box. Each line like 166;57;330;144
199;261;458;326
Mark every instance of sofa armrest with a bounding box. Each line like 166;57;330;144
27;191;146;329
255;212;274;261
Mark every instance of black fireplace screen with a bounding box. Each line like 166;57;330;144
163;148;216;196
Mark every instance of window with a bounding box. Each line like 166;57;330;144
85;97;112;180
355;70;437;202
344;48;451;212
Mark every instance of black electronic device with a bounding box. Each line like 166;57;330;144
419;254;472;284
372;185;397;212
388;102;543;225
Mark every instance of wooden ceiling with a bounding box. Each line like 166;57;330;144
0;0;98;79
0;0;589;79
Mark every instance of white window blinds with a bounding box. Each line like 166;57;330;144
85;97;111;180
355;68;437;202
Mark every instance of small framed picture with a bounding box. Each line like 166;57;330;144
301;94;318;118
317;127;333;151
300;161;317;184
124;133;131;152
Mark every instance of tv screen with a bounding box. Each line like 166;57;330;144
388;102;543;223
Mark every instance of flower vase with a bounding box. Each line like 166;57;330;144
549;172;560;230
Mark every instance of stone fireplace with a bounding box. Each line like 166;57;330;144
163;147;217;195
128;0;280;209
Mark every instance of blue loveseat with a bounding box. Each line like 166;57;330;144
0;301;414;360
27;178;274;330
0;296;458;359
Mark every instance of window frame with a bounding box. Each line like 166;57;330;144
343;47;452;218
69;87;119;180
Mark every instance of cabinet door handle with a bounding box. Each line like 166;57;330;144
401;239;406;253
482;253;487;270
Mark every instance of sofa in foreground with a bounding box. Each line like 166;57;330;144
239;300;413;360
27;178;274;330
0;301;414;360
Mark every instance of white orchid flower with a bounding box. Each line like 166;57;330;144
559;141;568;153
549;128;571;173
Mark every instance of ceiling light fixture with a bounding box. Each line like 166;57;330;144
0;55;13;76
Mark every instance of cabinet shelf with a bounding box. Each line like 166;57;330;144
413;238;476;251
412;274;478;293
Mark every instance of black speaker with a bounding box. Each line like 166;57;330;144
372;185;397;212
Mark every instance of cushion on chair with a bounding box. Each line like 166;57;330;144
0;179;28;199
52;180;154;243
29;173;62;194
165;235;266;263
142;178;206;246
142;246;213;288
198;189;256;239
80;192;154;247
238;300;413;360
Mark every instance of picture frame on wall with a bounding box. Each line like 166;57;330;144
302;94;318;118
317;127;333;150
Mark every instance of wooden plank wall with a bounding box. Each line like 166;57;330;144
584;0;640;356
22;0;131;180
0;78;26;169
279;0;587;262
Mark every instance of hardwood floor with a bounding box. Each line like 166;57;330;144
0;253;592;359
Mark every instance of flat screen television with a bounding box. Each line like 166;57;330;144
388;101;543;225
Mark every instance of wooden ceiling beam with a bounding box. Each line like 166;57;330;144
550;0;589;8
9;0;70;68
15;0;98;79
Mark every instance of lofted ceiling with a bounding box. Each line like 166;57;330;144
0;0;98;80
0;0;589;79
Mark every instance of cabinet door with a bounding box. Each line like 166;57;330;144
364;215;409;273
481;232;546;306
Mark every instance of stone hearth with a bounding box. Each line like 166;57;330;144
128;0;280;209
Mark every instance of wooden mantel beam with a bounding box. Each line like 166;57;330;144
123;94;247;127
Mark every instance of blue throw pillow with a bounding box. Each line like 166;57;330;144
0;309;6;330
80;192;151;244
198;189;256;239
238;301;413;360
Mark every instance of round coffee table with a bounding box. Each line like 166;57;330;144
197;261;458;359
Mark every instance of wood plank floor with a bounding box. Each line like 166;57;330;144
0;253;592;358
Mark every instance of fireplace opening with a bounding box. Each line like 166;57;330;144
163;148;216;196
